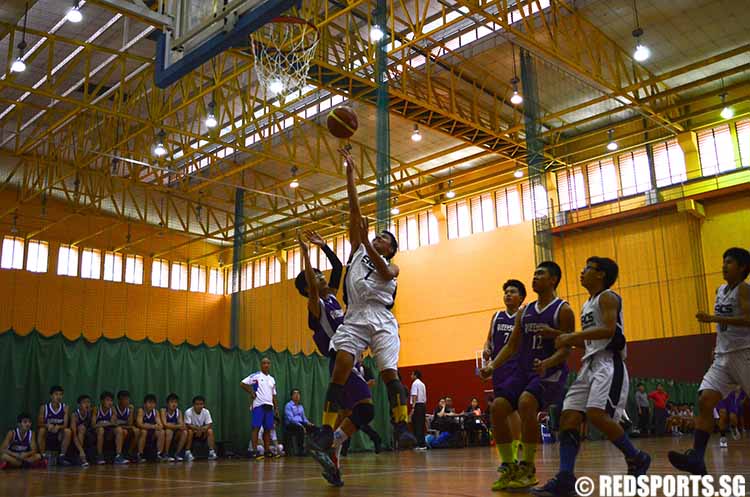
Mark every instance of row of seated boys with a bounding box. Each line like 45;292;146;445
1;386;217;468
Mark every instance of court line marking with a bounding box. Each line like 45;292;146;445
34;470;231;485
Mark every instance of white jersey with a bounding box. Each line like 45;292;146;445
344;245;397;309
714;282;750;354
580;289;627;362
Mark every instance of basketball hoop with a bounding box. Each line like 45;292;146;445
250;16;319;98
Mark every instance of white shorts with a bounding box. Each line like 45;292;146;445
563;352;629;421
699;348;750;398
331;307;400;371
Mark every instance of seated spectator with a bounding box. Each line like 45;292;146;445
463;397;488;445
1;413;44;469
679;404;695;434
433;398;446;417
37;385;72;465
136;394;167;463
284;388;314;456
160;393;188;461
92;391;128;465
666;402;682;436
114;390;139;458
256;426;284;457
431;396;460;433
184;396;217;461
70;394;93;467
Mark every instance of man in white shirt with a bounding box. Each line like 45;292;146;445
241;357;278;460
410;371;427;450
183;396;217;461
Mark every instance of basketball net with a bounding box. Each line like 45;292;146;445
250;17;319;100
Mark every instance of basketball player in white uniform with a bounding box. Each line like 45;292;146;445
310;147;416;454
669;247;750;475
533;257;650;497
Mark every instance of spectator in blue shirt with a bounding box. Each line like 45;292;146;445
284;389;314;456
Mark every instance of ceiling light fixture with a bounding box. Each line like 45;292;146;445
66;5;83;23
370;24;384;42
514;169;524;178
720;93;734;120
268;78;284;95
289;166;300;189
205;101;218;128
631;0;650;62
411;124;422;142
509;44;523;105
153;130;167;157
606;129;618;151
10;2;29;73
445;179;456;199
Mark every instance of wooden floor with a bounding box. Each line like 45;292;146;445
3;437;750;497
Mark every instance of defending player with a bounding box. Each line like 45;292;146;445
533;257;650;497
481;262;574;491
669;247;750;474
36;385;72;465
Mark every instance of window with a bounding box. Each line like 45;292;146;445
171;262;188;290
26;240;48;273
269;257;281;284
419;211;440;246
618;148;652;196
334;235;351;264
80;248;101;279
253;257;268;288
653;139;687;187
736;119;750;167
57;244;79;277
1;236;24;269
317;242;332;271
495;186;523;226
698;125;736;176
151;259;169;288
286;248;301;280
103;252;123;282
556;167;586;211
124;254;143;284
190;265;207;292
587;159;618;204
522;181;549;220
447;200;472;239
208;267;224;295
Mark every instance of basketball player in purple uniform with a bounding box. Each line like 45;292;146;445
482;279;527;466
533;257;650;497
36;385;72;465
481;262;574;491
161;393;187;460
670;247;750;475
71;394;93;467
295;232;374;486
114;390;139;458
0;413;43;469
136;394;168;462
92;391;128;465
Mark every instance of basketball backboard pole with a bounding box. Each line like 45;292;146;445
89;0;173;27
154;0;301;88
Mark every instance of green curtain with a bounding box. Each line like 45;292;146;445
0;330;392;452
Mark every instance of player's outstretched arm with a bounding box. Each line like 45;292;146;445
341;147;362;251
698;284;750;327
306;230;343;290
299;237;322;319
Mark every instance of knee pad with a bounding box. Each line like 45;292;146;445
350;403;375;429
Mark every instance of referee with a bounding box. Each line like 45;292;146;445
410;371;427;450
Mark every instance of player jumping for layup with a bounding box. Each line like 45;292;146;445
533;257;650;497
669;247;750;475
309;147;415;457
481;262;574;491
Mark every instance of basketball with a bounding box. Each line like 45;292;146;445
327;106;358;139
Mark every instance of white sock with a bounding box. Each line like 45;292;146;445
332;428;349;449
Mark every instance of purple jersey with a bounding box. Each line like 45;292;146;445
9;428;32;453
307;294;345;355
96;406;113;424
518;298;569;378
44;402;66;426
143;408;158;425
114;405;131;425
74;408;91;427
165;408;180;424
490;310;519;385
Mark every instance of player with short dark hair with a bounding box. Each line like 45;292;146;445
0;413;43;469
533;257;651;497
161;393;187;461
36;385;72;466
136;394;167;462
481;279;527;468
669;248;750;475
114;390;139;458
92;391;128;465
481;263;574;491
71;394;93;467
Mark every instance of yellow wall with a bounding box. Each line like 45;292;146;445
0;193;230;346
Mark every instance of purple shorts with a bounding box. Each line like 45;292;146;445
494;369;567;410
717;397;738;415
329;356;372;410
